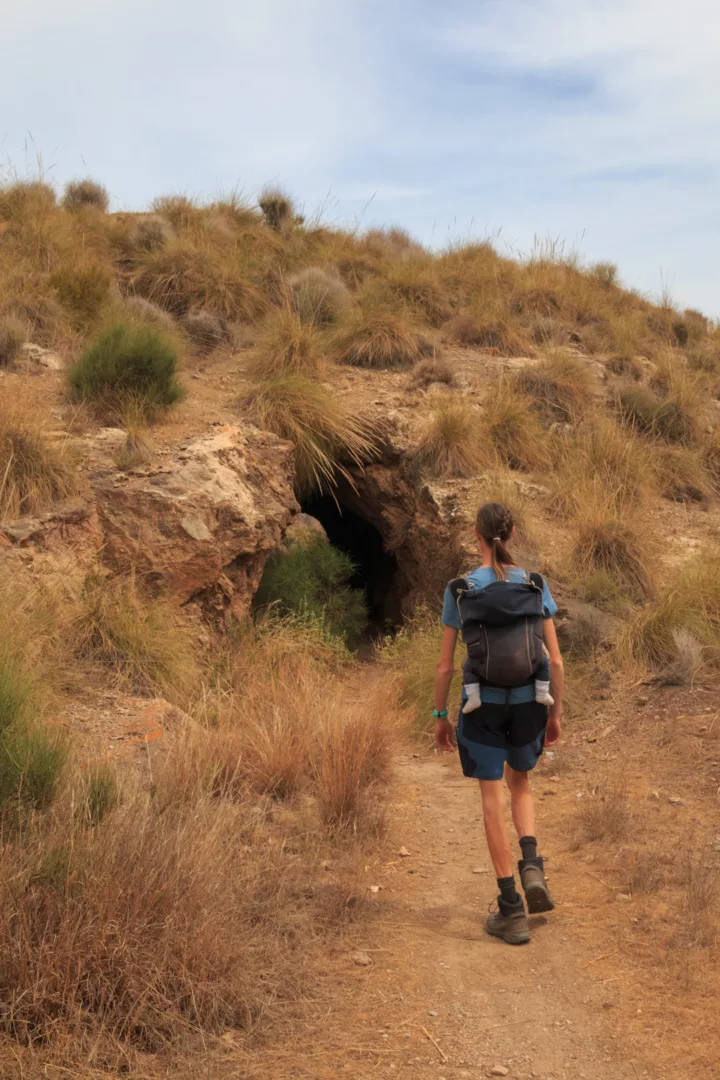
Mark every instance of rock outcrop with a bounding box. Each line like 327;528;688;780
91;423;298;617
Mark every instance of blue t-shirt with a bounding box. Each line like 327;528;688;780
441;567;558;705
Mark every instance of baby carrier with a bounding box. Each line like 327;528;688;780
449;572;546;688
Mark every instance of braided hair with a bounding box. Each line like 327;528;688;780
475;502;515;581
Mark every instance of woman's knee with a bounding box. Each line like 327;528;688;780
505;765;530;792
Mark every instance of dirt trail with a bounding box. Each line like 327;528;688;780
330;745;662;1080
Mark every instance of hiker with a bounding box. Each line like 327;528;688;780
432;502;564;945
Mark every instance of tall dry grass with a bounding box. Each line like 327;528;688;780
243;374;380;495
0;589;404;1074
0;399;76;523
412;395;483;478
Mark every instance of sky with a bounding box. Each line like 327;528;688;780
3;0;720;314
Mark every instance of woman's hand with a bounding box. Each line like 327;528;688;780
434;717;455;752
545;704;562;747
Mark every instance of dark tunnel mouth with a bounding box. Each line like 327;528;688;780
300;492;405;635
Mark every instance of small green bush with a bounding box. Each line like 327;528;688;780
0;649;66;810
68;322;184;419
254;534;367;644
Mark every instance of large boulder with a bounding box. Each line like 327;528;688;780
91;424;298;617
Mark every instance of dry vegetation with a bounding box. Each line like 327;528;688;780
4;173;720;1077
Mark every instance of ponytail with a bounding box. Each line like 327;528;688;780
476;503;515;581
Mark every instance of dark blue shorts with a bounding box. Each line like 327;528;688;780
456;699;547;781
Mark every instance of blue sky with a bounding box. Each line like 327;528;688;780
3;0;720;314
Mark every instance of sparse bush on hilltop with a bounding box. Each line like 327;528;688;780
243;373;380;495
590;262;619;289
259;185;296;231
151;194;198;230
0;180;56;221
62;178;109;213
255;533;367;644
288;266;352;327
412;396;482;479
68;321;184;420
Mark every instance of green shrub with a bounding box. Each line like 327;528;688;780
68;322;184;419
254;534;367;644
0;649;66;810
258;186;296;231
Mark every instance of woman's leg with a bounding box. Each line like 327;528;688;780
478;779;513;878
505;765;535;840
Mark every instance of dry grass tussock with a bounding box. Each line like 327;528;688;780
514;351;597;423
552;415;656;516
287;266;352;327
481;379;551;471
245;307;326;378
333;300;424;369
571;498;653;600
75;572;199;706
618;554;720;672
408;353;456;389
0;602;403;1072
243;373;380;495
412;395;483;479
576;782;631;844
62;178;109;213
0;399;76;523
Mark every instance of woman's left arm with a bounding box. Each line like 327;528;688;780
434;625;458;751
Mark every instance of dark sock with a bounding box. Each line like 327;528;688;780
497;875;521;906
520;835;538;862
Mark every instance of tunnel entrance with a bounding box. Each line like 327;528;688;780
301;492;404;634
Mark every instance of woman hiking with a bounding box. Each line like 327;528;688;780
433;502;564;945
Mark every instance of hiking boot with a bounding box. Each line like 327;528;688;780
486;896;530;945
519;857;555;914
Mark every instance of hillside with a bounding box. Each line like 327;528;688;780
1;176;720;1079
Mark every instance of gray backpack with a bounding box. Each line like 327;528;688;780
449;573;545;688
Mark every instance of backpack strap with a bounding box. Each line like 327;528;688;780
448;576;470;602
529;572;544;592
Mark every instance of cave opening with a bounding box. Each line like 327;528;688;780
301;492;404;634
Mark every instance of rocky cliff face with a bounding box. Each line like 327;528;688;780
1;423;299;620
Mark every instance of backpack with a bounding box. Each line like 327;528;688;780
449;571;545;688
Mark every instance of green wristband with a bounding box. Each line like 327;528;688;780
433;708;449;719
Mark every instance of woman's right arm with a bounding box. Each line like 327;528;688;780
434;625;458;751
542;617;564;746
